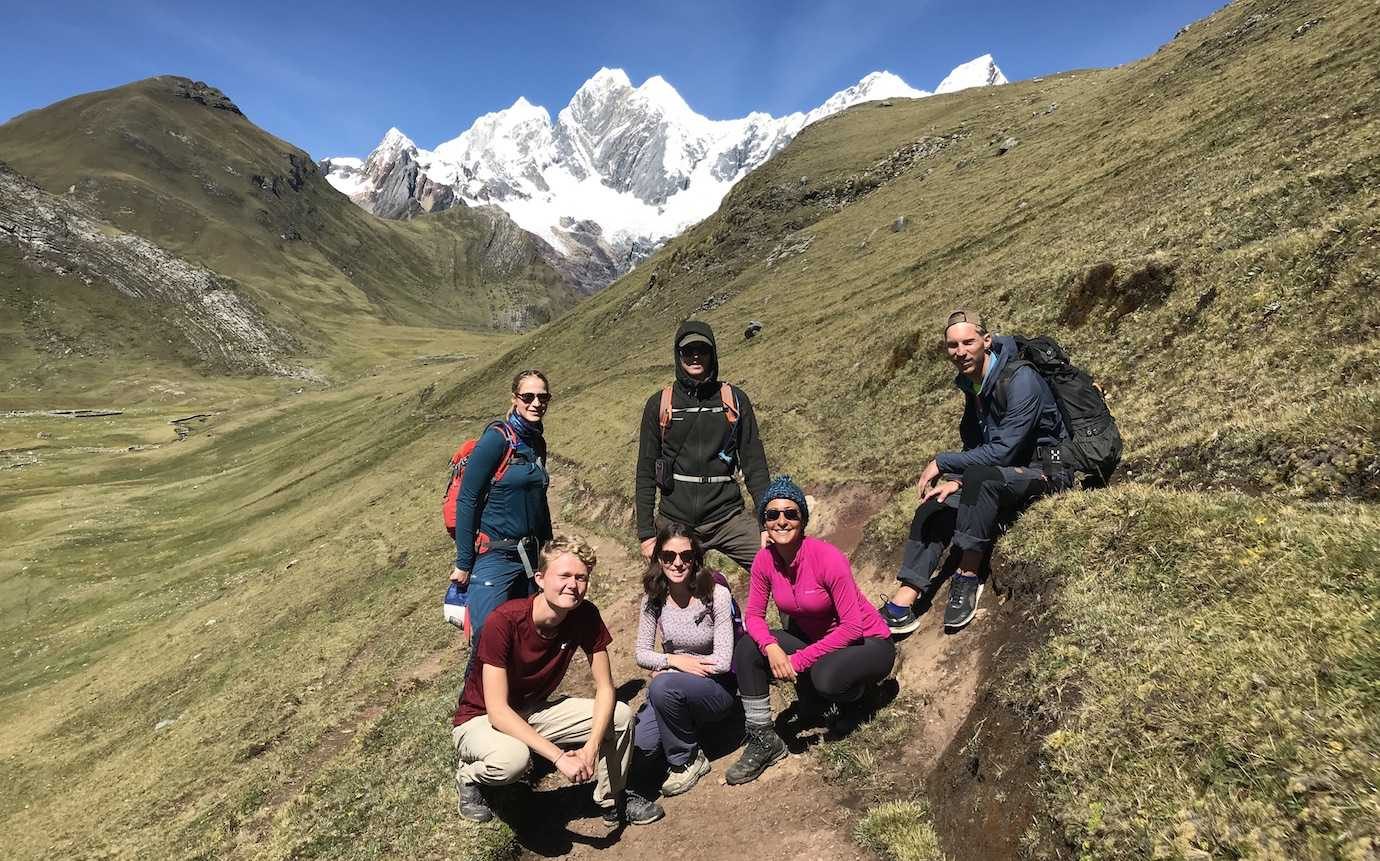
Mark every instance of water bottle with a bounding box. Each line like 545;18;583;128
443;581;469;630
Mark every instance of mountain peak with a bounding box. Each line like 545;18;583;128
378;127;416;151
935;54;1008;94
635;74;696;120
583;67;632;91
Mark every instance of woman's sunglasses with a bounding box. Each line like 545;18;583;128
515;392;552;405
763;508;801;523
657;549;696;566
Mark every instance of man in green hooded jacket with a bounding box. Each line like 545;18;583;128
634;321;771;569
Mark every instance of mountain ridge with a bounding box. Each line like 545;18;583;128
323;56;1008;291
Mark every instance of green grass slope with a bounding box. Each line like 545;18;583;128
0;76;575;384
0;1;1377;859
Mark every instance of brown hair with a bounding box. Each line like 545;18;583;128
642;522;715;616
511;368;549;394
538;533;597;574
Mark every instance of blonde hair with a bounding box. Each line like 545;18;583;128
538;533;597;574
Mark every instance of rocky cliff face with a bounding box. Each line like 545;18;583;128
0;162;312;378
323;57;1007;292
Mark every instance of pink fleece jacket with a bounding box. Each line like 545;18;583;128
745;536;891;673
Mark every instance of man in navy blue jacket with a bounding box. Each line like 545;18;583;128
880;310;1071;633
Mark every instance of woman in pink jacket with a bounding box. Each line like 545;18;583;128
725;475;896;785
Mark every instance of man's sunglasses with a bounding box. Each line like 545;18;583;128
763;508;801;523
658;549;696;566
515;392;552;405
678;345;710;358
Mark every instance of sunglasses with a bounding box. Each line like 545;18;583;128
658;549;696;566
515;392;552;405
678;345;710;358
763;507;801;523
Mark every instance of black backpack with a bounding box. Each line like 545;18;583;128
992;335;1123;487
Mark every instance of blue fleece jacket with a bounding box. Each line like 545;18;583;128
934;335;1066;473
453;421;551;571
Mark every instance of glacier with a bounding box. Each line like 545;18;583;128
323;55;1007;291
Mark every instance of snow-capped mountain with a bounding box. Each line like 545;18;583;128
323;55;1007;291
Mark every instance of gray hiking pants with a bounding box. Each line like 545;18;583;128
655;506;762;571
896;464;1072;591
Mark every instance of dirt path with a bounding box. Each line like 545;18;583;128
506;482;1003;861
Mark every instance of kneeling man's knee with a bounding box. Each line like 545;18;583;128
612;700;632;732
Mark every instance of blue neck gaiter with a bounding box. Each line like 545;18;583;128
506;410;543;444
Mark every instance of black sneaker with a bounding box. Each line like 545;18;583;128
725;726;788;785
944;574;983;630
602;789;665;826
879;600;921;635
455;778;493;823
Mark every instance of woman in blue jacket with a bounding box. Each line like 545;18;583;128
450;369;554;648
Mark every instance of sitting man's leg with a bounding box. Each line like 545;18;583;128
945;465;1055;629
452;716;532;822
881;495;960;634
525;696;663;824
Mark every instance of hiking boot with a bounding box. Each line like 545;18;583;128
725;726;788;785
660;747;711;797
455;779;493;823
944;574;984;630
879;600;922;636
602;789;665;826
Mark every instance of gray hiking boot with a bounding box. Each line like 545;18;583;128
660;748;711;797
602;789;665;826
944;574;983;630
725;726;788;785
455;778;493;823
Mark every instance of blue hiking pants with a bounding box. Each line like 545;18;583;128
633;671;737;766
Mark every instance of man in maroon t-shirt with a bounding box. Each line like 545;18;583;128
452;534;665;826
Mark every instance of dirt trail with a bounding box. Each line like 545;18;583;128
511;482;1003;861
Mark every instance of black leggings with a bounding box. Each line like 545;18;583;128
734;629;896;702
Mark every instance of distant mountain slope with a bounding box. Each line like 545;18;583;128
1;162;310;378
323;57;1008;292
0;76;577;381
439;0;1378;505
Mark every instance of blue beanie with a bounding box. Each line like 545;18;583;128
757;474;809;527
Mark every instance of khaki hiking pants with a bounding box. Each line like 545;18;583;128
452;697;633;807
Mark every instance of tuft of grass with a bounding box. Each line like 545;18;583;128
1002;485;1380;859
855;800;949;861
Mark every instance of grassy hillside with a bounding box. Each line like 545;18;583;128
0;1;1376;859
0;76;576;386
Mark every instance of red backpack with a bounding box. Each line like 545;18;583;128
441;422;519;538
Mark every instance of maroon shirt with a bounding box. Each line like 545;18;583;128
453;595;612;726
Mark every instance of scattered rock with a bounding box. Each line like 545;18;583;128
285;559;299;570
892;216;909;232
1292;17;1324;39
155;718;176;732
744;320;764;339
798;176;808;186
996;137;1020;155
168;77;243;115
36;432;50;440
879;100;894;107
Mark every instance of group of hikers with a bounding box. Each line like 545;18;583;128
442;309;1118;826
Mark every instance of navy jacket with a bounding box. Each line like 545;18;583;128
453;422;551;571
935;335;1065;473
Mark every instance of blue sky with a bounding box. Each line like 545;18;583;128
3;1;1226;159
